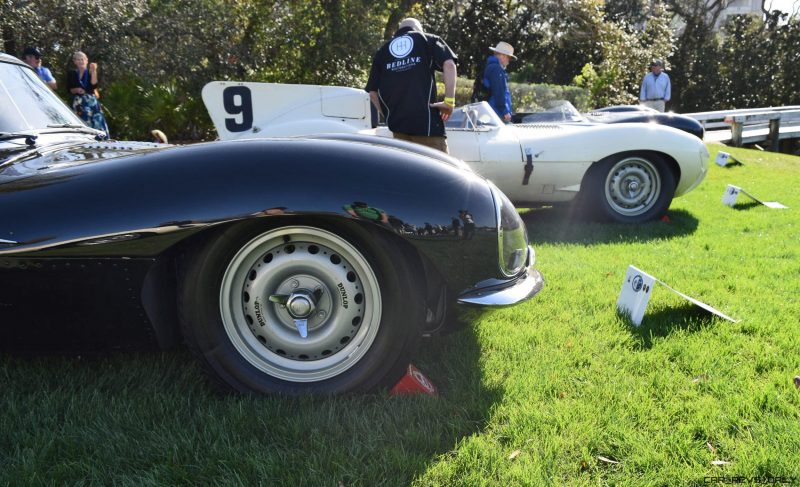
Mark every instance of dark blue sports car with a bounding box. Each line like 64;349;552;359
513;101;704;140
0;53;543;394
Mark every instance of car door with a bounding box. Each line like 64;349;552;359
472;124;547;204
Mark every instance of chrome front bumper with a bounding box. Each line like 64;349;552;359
457;246;544;307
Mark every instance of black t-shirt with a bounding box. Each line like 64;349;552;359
365;27;457;137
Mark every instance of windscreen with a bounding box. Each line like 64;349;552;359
0;61;83;133
445;102;503;130
519;100;585;123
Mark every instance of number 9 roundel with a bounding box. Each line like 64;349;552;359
223;86;253;132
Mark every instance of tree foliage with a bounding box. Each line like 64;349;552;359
718;12;800;108
1;0;798;139
669;0;800;111
572;1;674;107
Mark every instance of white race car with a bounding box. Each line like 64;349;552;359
202;82;709;223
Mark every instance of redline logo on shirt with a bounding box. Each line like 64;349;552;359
385;57;421;71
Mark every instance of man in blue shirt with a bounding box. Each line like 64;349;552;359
482;41;516;122
22;47;57;90
639;59;670;112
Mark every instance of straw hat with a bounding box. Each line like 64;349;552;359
489;41;517;60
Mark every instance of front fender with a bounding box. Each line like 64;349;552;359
0;138;502;293
515;123;708;196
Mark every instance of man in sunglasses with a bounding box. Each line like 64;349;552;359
22;46;57;90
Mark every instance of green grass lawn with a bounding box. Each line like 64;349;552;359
2;144;799;486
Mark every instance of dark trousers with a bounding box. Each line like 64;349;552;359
392;132;449;154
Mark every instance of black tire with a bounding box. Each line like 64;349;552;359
178;221;423;394
583;152;676;223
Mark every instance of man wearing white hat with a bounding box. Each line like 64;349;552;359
482;41;516;122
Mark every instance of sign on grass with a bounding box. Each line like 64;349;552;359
715;151;732;167
617;265;739;326
722;184;787;209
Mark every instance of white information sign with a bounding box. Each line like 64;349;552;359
722;184;741;207
722;184;787;209
616;266;656;326
715;151;731;167
617;265;739;326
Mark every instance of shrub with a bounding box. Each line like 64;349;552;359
102;78;215;142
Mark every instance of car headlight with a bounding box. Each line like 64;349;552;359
489;182;528;276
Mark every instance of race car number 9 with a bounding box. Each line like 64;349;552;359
223;86;253;132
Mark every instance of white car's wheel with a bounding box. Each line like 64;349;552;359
179;221;423;394
585;153;676;223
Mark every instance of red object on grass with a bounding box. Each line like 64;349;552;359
389;364;438;396
661;215;670;222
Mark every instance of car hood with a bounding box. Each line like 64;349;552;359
508;121;704;159
0;139;169;185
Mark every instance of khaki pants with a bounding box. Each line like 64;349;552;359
640;100;666;112
392;132;449;154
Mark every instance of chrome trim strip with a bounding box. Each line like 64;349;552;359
457;246;544;307
488;181;505;272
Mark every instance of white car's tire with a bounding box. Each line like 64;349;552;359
583;153;676;223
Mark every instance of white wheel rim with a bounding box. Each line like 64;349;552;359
604;156;662;216
219;227;382;382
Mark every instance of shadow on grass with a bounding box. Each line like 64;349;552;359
733;200;761;211
0;320;499;485
520;205;699;245
623;303;717;350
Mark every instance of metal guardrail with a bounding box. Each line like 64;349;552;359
685;106;800;150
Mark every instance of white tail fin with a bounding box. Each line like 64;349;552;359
201;81;372;140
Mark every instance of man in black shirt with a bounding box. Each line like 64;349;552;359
366;17;457;153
